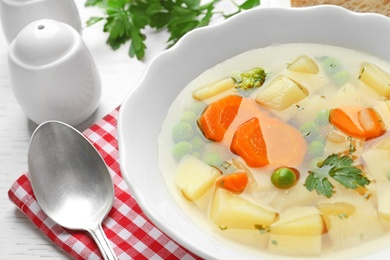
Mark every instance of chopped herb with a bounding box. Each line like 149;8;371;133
363;192;371;199
254;224;270;234
304;153;371;198
347;136;357;156
271;240;278;246
219;226;228;230
221;161;232;170
338;213;349;220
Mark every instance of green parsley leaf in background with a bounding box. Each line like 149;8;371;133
85;0;260;60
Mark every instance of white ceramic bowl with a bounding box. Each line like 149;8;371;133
118;5;390;260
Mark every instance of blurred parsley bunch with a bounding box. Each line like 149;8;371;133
85;0;260;60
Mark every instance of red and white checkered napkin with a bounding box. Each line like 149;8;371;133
8;108;201;260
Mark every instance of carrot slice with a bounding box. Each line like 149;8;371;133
198;95;243;142
329;107;385;139
230;117;269;167
358;108;385;139
216;172;248;193
260;116;307;167
226;98;306;167
329;108;366;138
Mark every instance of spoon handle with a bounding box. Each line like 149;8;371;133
87;224;118;260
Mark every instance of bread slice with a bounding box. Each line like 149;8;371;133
291;0;390;17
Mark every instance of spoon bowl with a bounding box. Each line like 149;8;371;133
28;121;117;260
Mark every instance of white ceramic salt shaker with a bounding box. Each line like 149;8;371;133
0;0;81;43
8;19;101;126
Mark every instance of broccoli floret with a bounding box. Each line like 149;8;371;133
233;67;267;90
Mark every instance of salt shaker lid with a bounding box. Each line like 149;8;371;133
11;19;76;67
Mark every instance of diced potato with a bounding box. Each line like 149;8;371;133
270;206;324;236
268;206;323;256
376;183;390;222
268;234;322;256
378;137;390;150
291;94;330;124
192;78;235;100
362;149;390;221
175;155;221;201
385;100;390;110
285;69;329;94
317;192;384;250
329;82;368;107
318;202;356;218
288;55;319;74
209;188;277;229
359;62;390;98
361;148;390;182
255;76;308;111
373;101;390;129
270;184;319;211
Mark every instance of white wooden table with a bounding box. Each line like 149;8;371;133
0;1;159;259
0;1;290;258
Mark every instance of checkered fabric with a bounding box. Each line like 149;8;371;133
8;107;200;260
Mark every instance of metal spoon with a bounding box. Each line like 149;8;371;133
28;121;117;260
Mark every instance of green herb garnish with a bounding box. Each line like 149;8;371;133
85;0;260;60
304;153;370;198
233;67;267;90
255;224;270;234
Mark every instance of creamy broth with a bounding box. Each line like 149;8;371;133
158;43;390;258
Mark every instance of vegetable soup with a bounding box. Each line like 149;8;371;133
158;43;390;257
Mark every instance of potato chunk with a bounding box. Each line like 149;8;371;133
255;76;308;111
362;148;390;221
288;55;319;74
359;62;390;98
378;137;390;150
192;78;235;100
175;155;221;201
209;188;277;229
317;192;384;250
268;206;323;256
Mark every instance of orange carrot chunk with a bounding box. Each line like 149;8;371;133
358;108;385;139
230;117;269;167
216;172;248;193
329;108;366;138
198;95;243;142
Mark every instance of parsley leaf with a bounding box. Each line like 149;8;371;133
85;0;261;60
304;153;370;198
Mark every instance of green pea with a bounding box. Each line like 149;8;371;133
331;70;350;86
315;109;330;126
299;121;318;137
191;136;205;152
271;167;299;189
180;111;197;124
203;152;223;167
172;122;194;142
308;140;325;157
172;141;192;160
188;101;207;115
191;151;202;159
323;57;341;75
